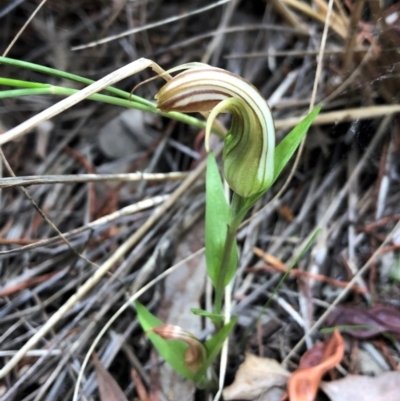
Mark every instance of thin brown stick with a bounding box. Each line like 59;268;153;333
2;0;49;57
71;0;233;51
225;47;367;59
343;0;365;71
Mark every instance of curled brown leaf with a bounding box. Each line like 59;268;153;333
287;330;344;401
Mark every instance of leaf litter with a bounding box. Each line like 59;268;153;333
223;353;290;400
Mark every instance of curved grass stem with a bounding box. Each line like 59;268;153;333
0;57;226;136
0;56;151;105
0;83;219;134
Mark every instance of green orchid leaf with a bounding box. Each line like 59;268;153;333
273;106;321;183
135;301;195;380
190;308;224;325
205;152;237;287
289;227;321;269
225;237;238;286
231;107;322;213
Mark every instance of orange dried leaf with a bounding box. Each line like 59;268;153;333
253;247;287;273
287;330;344;401
278;204;294;221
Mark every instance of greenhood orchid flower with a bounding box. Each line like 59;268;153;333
155;64;275;198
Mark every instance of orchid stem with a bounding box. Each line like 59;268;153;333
213;194;249;316
213;224;237;316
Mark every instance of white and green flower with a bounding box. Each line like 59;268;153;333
155;64;275;198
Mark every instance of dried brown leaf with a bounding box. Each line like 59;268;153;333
370;305;400;333
131;369;151;401
287;330;344;401
93;354;128;401
320;372;400;401
326;305;400;339
278;205;294;222
223;353;290;400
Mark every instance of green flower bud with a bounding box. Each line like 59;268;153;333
155;64;275;197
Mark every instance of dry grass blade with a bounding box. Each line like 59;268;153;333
0;172;188;188
71;0;233;51
280;0;347;38
269;0;307;31
2;0;48;57
275;105;400;129
0;195;168;255
225;47;368;59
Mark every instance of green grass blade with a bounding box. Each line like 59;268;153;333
0;87;158;112
0;58;226;136
263;228;321;312
0;77;51;89
190;308;224;325
0;56;149;104
0;88;56;99
0;79;214;133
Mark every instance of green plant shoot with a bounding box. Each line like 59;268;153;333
135;301;236;387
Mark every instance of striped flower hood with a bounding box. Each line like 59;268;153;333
155;63;275;198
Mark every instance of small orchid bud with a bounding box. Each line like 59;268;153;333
155;64;275;197
151;325;206;373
